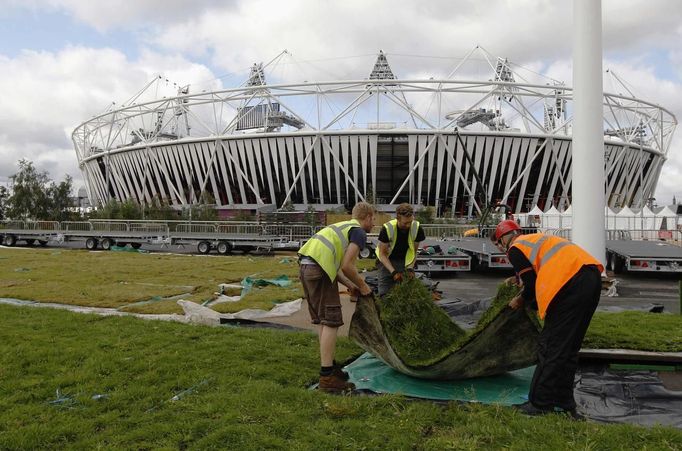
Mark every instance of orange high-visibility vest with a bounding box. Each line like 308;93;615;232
510;233;603;319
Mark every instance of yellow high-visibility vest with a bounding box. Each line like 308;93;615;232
299;219;361;281
375;219;420;266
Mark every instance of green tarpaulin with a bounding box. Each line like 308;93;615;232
346;353;534;404
349;280;541;380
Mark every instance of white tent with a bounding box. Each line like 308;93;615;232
523;205;544;228
560;205;573;229
655;206;678;231
604;206;618;229
640;206;657;231
543;205;563;229
615;206;637;232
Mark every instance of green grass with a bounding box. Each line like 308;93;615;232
0;304;680;450
376;280;539;367
586;311;682;352
377;279;466;366
0;247;303;314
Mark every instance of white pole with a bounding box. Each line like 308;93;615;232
572;0;606;266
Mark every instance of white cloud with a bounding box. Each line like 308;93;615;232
0;46;219;190
0;0;680;204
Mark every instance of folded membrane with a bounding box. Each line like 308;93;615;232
349;279;541;380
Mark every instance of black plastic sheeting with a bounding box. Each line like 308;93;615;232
575;365;682;428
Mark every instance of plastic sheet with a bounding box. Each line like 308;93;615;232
346;353;532;404
345;354;682;428
240;275;292;296
575;365;682;428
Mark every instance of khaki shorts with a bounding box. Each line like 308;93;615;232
299;264;343;328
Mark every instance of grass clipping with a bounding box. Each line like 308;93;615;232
376;278;523;367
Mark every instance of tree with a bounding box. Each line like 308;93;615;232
7;160;52;220
0;186;8;220
5;160;76;221
46;175;74;221
89;199;142;220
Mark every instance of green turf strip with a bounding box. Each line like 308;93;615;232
375;279;535;367
0;304;681;450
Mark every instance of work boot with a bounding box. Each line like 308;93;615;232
513;401;552;416
332;361;349;381
559;408;586;421
319;374;355;393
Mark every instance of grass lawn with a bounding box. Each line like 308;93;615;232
1;305;681;450
1;247;681;352
0;247;304;314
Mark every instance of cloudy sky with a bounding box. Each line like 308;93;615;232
1;0;681;205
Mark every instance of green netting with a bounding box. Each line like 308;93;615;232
349;279;541;380
346;353;534;404
240;275;292;297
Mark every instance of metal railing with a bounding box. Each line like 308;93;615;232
2;220;680;247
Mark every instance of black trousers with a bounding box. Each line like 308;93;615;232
377;259;405;296
529;265;601;411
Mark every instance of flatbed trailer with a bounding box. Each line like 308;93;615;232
0;221;282;254
444;237;513;270
414;240;472;273
171;232;280;254
606;239;682;273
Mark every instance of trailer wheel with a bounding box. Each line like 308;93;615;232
4;234;17;247
38;240;48;247
197;241;211;254
85;238;99;250
24;239;35;246
217;241;232;255
359;246;373;259
101;238;113;251
613;255;625;274
116;242;127;248
131;243;142;250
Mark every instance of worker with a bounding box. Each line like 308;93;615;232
298;202;376;393
375;203;425;296
491;220;603;419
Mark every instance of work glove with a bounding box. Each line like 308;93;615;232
349;286;361;298
391;270;403;282
405;268;416;279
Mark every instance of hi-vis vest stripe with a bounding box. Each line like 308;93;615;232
511;233;603;319
298;219;360;281
375;219;420;266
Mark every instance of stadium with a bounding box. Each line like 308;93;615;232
72;49;677;217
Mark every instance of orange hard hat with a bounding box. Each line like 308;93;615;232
492;220;521;242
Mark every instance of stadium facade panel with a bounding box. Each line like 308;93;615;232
72;51;676;215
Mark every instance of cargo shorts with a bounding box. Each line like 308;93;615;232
299;264;343;328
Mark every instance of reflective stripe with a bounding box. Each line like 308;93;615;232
539;241;572;267
311;233;336;259
410;221;418;241
329;224;350;250
516;236;547;264
385;222;395;242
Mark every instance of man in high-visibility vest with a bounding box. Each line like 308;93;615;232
376;203;425;296
298;202;376;393
492;220;603;419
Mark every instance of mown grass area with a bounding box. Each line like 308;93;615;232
0;247;304;314
586;311;682;352
1;305;680;450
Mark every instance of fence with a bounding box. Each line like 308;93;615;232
2;220;681;246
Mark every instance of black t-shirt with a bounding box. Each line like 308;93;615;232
348;227;367;250
378;224;425;262
507;247;538;310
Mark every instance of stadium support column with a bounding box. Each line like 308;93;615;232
572;0;606;266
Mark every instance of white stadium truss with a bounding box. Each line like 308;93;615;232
72;50;677;215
